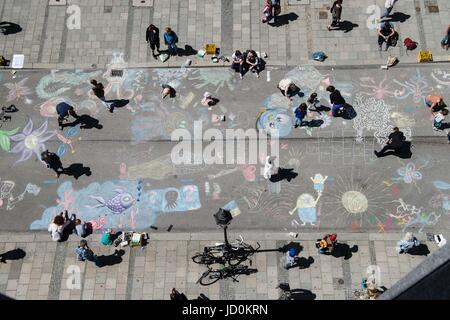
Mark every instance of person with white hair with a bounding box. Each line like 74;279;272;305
263;156;277;180
396;232;420;254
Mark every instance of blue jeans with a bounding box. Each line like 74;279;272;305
167;43;177;55
381;6;393;19
332;103;345;117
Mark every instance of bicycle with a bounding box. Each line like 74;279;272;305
192;236;261;266
197;265;258;286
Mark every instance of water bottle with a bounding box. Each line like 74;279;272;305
267;70;271;82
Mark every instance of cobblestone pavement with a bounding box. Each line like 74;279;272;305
0;232;444;300
0;0;449;69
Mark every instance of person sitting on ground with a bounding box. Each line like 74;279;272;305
277;78;298;101
0;55;10;66
284;248;297;269
245;50;262;78
56;102;79;130
433;109;448;131
294;103;308;128
326;85;346;117
101;229;115;246
231;50;247;79
425;95;447;113
75;240;101;266
161;84;175;99
441;24;450;51
396;232;420;254
316;239;329;254
377;21;397;51
74;219;89;238
48;211;70;242
374;127;405;158
201;92;218;109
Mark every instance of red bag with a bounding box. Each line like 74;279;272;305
403;38;417;51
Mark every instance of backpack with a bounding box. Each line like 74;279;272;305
403;37;417;51
312;51;327;62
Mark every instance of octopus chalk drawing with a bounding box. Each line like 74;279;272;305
88;189;136;214
289;174;326;226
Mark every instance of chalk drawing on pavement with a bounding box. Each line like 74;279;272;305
4;77;33;102
0;179;41;211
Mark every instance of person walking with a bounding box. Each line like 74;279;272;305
245;50;261;78
374;127;405;157
41;150;65;177
263;156;277;180
381;0;398;20
90;79;113;112
441;24;450;50
294;103;308;128
164;27;178;56
328;0;343;31
75;240;102;267
262;0;273;24
146;24;160;59
272;0;281;24
56;102;79;130
326;85;346;117
231;50;247;79
378;21;397;51
277;78;298;101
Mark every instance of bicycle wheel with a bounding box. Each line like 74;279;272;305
198;269;222;286
192;253;217;265
226;252;251;266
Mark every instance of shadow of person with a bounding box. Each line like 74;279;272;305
303;119;324;128
95;250;125;267
336;21;359;33
290;289;316;300
407;244;430;256
387;12;411;23
63;163;92;180
271;12;299;27
107;99;130;111
0;22;22;35
330;243;358;260
177;45;198;56
0;248;26;263
270;168;298;183
292;256;315;269
309;105;331;114
69;114;103;130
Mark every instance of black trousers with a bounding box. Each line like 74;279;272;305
378;145;400;156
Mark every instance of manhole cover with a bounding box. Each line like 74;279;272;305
319;11;328;19
111;69;123;77
428;5;439;13
104;6;113;13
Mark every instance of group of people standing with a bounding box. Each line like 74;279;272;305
146;25;179;58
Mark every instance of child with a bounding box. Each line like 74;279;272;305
161;84;175;99
201;92;218;109
433;109;448;130
294;103;308;128
74;219;89;238
101;229;115;246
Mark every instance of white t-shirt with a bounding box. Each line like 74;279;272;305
385;0;396;9
278;79;293;91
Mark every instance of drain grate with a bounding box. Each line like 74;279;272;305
104;6;113;13
319;11;328;19
111;69;123;77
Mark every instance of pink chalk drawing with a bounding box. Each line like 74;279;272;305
119;162;128;179
392;69;433;103
241;165;257;182
56;188;75;213
360;75;399;100
4;78;33;102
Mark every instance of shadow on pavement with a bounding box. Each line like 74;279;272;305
0;248;26;263
0;22;22;35
96;249;125;267
407;244;430;256
328;243;359;260
290;289;316;300
270;168;298;183
69;114;103;130
63;163;92;180
271;12;299;27
387;12;411;23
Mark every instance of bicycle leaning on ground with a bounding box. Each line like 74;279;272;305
192;235;263;266
197;264;258;286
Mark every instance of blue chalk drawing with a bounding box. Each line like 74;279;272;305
30;180;201;230
257;108;293;138
433;181;450;190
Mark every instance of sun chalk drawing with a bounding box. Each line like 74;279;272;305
9;118;55;165
342;191;368;214
352;93;412;144
285;66;325;92
188;68;235;92
4;77;33;102
392;162;423;184
30;181;201;230
288;174;326;226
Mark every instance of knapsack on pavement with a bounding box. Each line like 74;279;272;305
312;51;327;62
403;38;417;51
